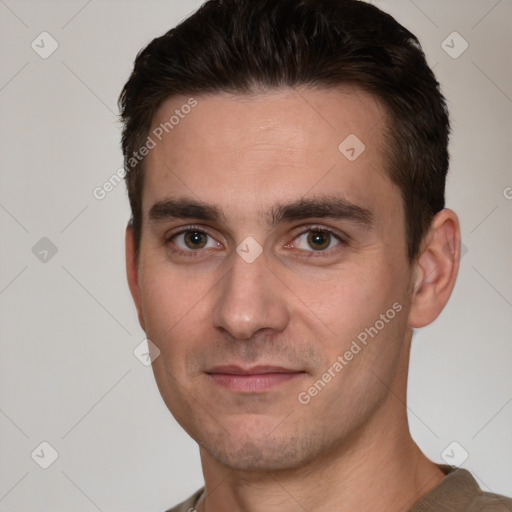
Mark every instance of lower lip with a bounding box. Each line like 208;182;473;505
208;372;304;392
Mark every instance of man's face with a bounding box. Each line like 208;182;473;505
129;87;417;471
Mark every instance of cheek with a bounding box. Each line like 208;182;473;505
311;265;392;334
311;258;408;370
138;260;218;360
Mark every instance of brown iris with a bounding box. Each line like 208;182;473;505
307;230;330;250
184;231;208;249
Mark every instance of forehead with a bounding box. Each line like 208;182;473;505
142;86;398;225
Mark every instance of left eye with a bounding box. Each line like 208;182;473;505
290;229;342;252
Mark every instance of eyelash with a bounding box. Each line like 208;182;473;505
165;224;347;259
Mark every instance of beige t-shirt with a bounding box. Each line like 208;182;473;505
165;464;512;512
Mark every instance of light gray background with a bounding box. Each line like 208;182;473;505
0;0;511;510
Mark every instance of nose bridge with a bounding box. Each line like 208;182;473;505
212;249;289;340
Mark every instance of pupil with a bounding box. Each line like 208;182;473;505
308;231;329;250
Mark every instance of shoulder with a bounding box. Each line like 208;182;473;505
163;488;204;512
410;465;512;512
468;489;512;511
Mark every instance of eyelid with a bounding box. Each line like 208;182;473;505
292;224;348;241
166;224;214;239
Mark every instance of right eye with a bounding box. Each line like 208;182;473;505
166;227;223;256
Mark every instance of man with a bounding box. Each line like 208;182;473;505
118;0;512;511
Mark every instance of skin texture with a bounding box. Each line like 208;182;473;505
126;87;461;512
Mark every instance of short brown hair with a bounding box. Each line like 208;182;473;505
118;0;450;262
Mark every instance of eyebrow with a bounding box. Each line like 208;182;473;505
148;195;374;228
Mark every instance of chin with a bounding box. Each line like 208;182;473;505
196;420;324;472
207;439;307;472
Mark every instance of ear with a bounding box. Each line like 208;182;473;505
125;224;146;332
407;209;461;328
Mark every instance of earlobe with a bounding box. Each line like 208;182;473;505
407;209;461;328
125;224;146;332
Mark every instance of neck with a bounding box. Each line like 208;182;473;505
196;339;445;512
197;420;444;512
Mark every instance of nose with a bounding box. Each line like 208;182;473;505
211;247;290;341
